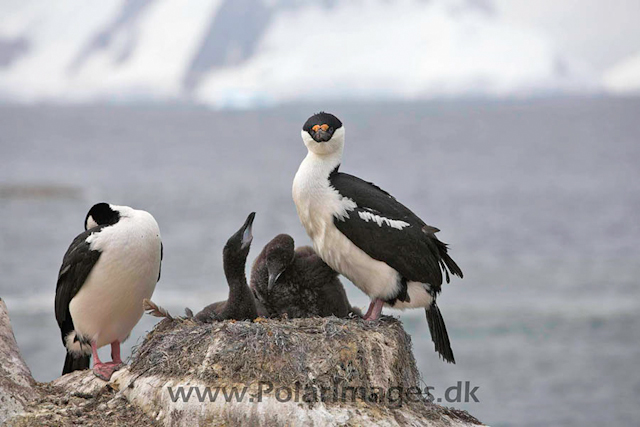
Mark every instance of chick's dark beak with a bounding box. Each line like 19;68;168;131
240;212;255;250
267;270;283;292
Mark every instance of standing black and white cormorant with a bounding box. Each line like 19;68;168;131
55;203;162;380
250;234;353;319
292;112;463;363
195;212;258;322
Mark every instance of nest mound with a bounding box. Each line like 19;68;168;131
121;315;480;426
131;315;418;390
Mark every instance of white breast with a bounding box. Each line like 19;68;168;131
293;153;401;300
69;210;161;348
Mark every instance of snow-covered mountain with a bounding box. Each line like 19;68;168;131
0;0;599;107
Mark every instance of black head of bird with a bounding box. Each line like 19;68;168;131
302;112;343;142
223;212;255;278
301;112;345;156
84;202;121;230
264;234;295;292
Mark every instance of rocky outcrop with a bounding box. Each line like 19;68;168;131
1;300;482;426
0;299;40;424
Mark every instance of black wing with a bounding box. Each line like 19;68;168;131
54;229;102;344
329;170;462;289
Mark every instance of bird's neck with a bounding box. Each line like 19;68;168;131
293;148;345;243
296;148;343;185
224;256;252;303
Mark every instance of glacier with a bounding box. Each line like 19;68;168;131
0;0;598;107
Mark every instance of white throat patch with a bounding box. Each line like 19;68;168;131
301;127;346;156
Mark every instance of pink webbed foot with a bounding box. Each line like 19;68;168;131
91;340;123;381
92;362;122;381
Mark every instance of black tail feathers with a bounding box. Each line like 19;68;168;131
442;251;463;281
437;246;463;284
432;237;463;284
426;302;455;364
62;352;91;375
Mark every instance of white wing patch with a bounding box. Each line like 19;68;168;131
334;195;357;221
357;211;410;230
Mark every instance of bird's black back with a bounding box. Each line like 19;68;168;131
329;169;463;290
